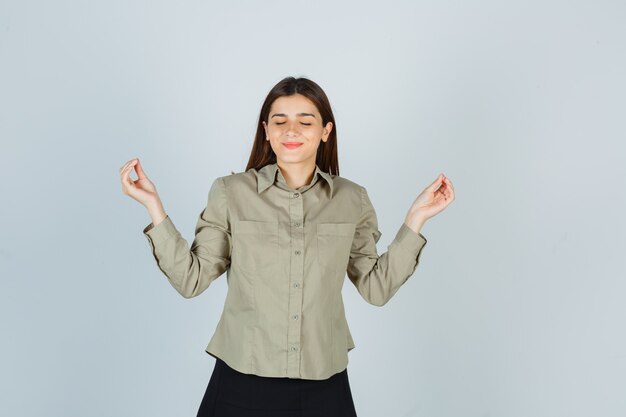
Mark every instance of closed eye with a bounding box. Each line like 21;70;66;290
276;122;311;126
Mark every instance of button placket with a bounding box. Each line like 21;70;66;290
287;190;304;378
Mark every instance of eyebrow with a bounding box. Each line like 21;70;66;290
270;113;316;118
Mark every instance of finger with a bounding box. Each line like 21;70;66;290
120;164;129;180
439;180;450;194
134;159;147;180
119;161;131;173
444;186;454;201
447;181;454;194
442;181;452;195
122;164;136;186
122;159;139;178
438;182;452;200
119;158;137;172
427;174;444;191
442;176;454;192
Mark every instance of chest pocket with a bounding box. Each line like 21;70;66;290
232;220;279;275
316;223;356;273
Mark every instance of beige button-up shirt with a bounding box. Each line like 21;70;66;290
143;162;428;380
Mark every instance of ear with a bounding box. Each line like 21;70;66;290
322;121;333;141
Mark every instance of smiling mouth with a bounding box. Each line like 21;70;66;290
283;142;303;148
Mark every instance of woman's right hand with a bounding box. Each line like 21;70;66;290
119;158;161;208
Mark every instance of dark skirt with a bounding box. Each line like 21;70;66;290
196;357;358;417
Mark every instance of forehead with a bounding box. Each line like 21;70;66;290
270;94;319;116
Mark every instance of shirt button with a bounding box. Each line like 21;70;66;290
291;346;298;352
294;222;301;227
293;192;300;198
292;314;299;320
293;282;300;288
295;250;301;255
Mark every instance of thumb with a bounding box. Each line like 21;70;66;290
427;173;444;191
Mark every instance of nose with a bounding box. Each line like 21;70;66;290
285;121;301;137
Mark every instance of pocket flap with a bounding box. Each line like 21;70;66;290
235;220;278;235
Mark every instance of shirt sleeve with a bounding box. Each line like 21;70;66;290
142;176;232;298
346;186;427;306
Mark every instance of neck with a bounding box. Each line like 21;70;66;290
276;159;316;190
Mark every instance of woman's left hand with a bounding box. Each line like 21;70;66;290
404;173;455;231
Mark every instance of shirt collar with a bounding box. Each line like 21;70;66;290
256;162;334;198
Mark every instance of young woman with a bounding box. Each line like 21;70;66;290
119;76;455;417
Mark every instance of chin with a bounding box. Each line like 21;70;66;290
276;155;300;163
276;153;312;164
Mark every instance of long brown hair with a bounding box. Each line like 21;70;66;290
244;76;339;176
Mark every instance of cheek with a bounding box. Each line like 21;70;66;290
269;126;284;137
302;127;321;138
266;130;278;140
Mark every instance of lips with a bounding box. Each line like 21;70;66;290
282;142;303;149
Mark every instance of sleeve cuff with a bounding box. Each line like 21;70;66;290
142;215;179;244
392;222;427;255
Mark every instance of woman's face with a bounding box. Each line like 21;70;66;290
263;94;333;166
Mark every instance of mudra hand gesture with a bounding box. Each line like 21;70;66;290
404;173;455;233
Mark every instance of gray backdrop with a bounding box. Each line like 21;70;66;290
1;1;624;416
